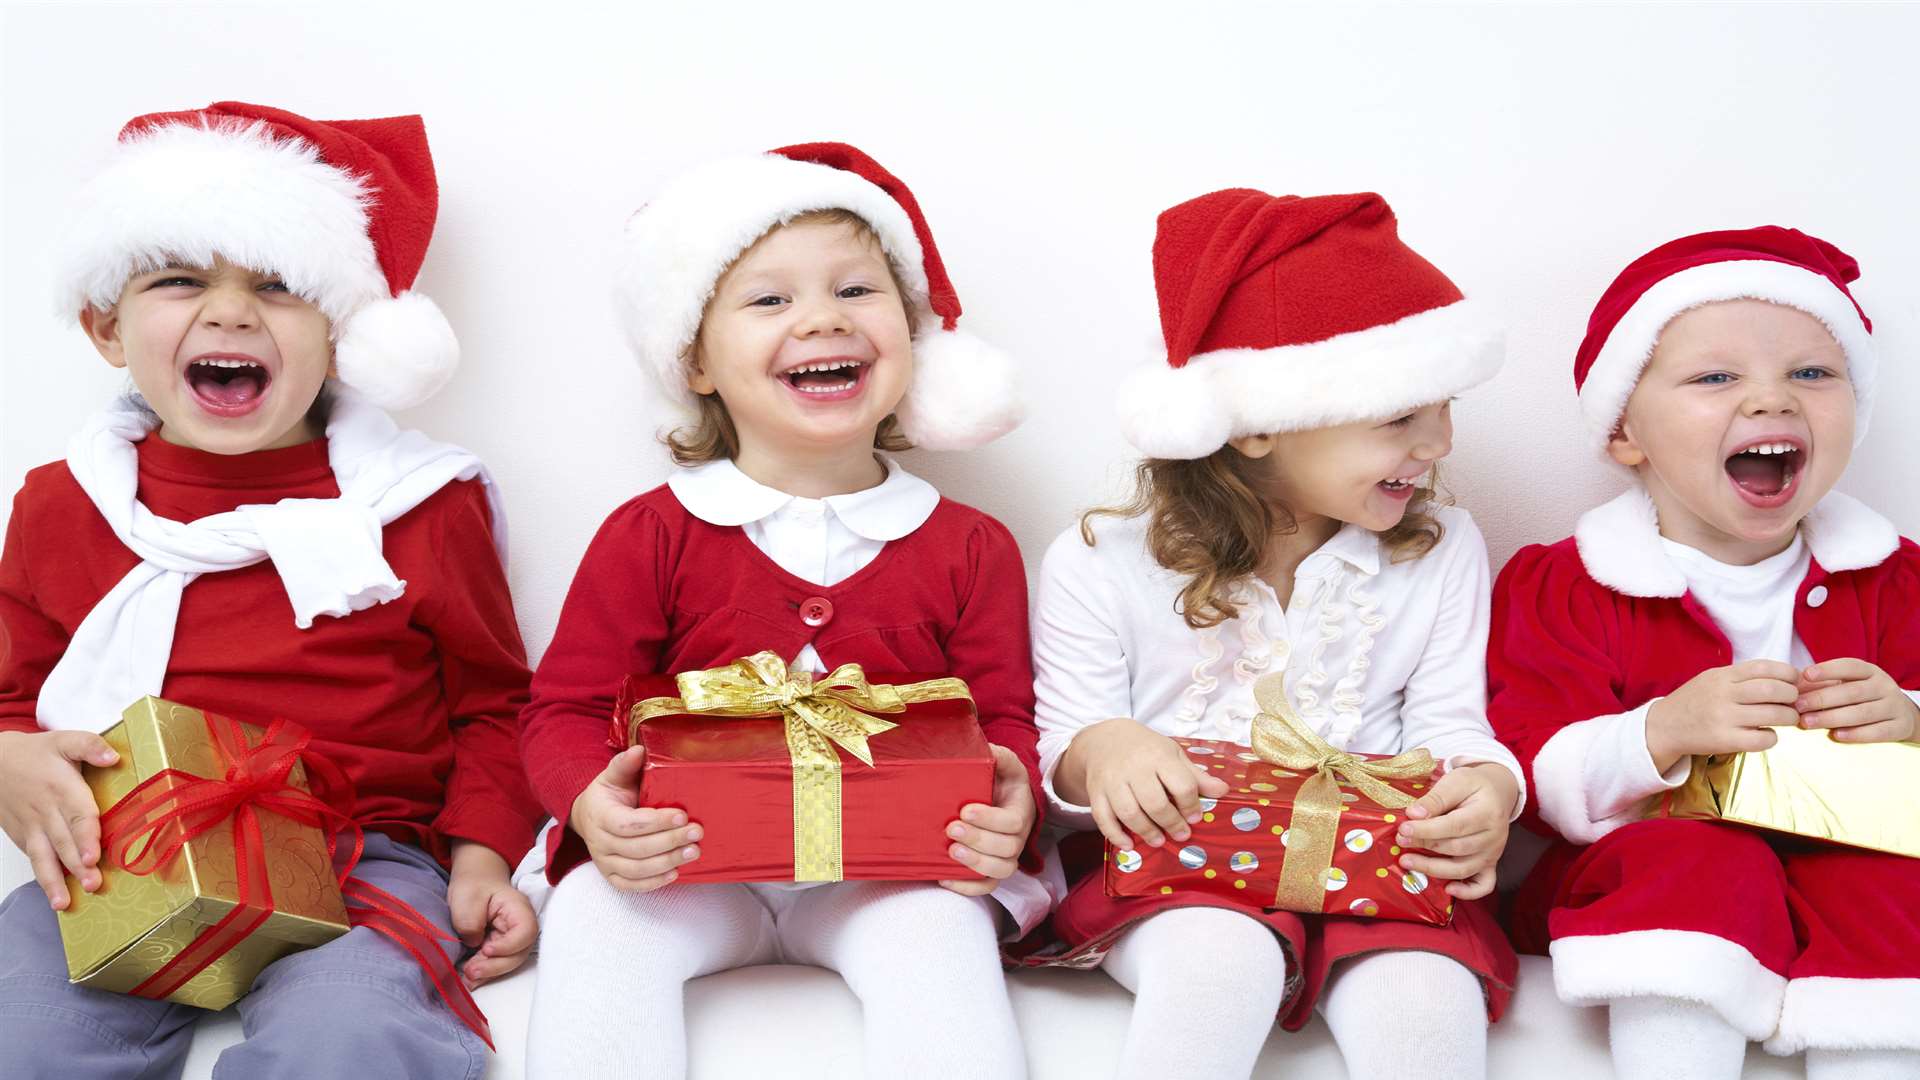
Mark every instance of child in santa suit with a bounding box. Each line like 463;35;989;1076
1014;189;1523;1080
518;143;1044;1079
0;102;542;1078
1490;226;1920;1080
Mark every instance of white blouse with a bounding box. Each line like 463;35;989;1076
1032;504;1525;828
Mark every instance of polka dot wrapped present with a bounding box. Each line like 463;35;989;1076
1103;673;1455;926
613;653;993;884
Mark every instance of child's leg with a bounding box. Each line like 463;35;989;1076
214;834;484;1080
1608;995;1748;1080
1805;1049;1920;1080
1320;950;1486;1080
527;868;776;1080
0;881;198;1080
1100;906;1288;1080
775;881;1024;1080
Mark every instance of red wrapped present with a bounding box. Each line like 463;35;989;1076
615;652;993;884
1105;673;1454;926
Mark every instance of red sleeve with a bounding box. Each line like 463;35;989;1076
1487;541;1629;838
947;514;1044;870
411;481;542;863
1870;539;1920;691
0;485;64;734
520;497;673;873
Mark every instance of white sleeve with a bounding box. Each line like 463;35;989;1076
1396;515;1527;819
987;867;1059;940
1530;701;1692;844
1031;528;1135;831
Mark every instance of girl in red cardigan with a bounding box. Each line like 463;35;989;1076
1489;227;1920;1079
518;144;1042;1079
0;103;541;1077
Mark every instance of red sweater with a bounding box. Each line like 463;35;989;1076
0;436;542;865
521;484;1041;880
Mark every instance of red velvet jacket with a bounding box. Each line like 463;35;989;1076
521;483;1042;882
0;437;542;864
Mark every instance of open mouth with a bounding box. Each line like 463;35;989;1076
780;359;869;400
184;356;272;417
1376;475;1422;500
1724;439;1804;506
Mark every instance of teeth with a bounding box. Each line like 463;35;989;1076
192;358;260;369
788;360;863;375
1742;441;1797;456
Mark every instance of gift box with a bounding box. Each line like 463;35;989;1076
616;652;993;883
1104;674;1454;926
58;698;351;1010
1649;724;1920;858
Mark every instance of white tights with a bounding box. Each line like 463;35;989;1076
1610;996;1920;1080
527;867;1025;1079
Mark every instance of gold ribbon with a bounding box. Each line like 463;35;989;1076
1247;672;1436;911
627;652;972;882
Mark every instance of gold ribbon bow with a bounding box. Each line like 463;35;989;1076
628;652;971;882
1247;672;1436;911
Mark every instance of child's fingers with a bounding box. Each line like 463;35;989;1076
1733;660;1802;684
1394;804;1486;843
1734;678;1801;706
1794;679;1879;715
604;867;678;894
1089;795;1136;852
484;899;538;956
1109;787;1166;849
39;809;92;889
1195;768;1231;798
946;820;1022;860
1399;828;1498;858
1797;702;1884;730
461;949;528;989
1801;659;1873;684
958;801;1027;837
603;823;701;860
1444;867;1497;900
1156;763;1204;821
25;835;69;911
1133;775;1191;843
1828;718;1913;744
596;843;697;882
449;889;489;947
938;877;998;898
1396;850;1488;882
948;841;1017;881
601;806;689;839
1733;705;1799;731
1724;726;1781;753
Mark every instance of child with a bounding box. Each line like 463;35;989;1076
0;102;542;1078
1490;227;1920;1080
518;143;1044;1079
1019;189;1523;1080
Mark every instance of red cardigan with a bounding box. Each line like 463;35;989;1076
0;436;542;865
521;483;1041;881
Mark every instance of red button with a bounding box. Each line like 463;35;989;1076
799;596;835;628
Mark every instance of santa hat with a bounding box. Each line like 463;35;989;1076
1117;189;1503;460
58;101;458;411
613;142;1022;451
1573;226;1876;455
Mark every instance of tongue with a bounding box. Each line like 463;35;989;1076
189;368;266;407
1726;453;1787;496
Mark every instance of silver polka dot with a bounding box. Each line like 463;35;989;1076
1177;845;1208;870
1231;807;1261;831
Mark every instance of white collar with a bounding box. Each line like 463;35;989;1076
1307;521;1383;577
1573;484;1898;598
667;455;940;541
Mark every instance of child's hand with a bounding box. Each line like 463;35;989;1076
1646;661;1801;773
941;744;1036;897
1060;718;1230;851
446;841;538;988
1393;762;1519;900
567;746;701;894
0;729;119;910
1794;659;1920;744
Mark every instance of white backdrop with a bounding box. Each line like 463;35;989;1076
5;1;1919;667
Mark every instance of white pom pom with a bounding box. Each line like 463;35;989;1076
895;327;1025;451
1116;361;1231;459
332;291;460;411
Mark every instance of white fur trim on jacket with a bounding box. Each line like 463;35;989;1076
1550;929;1787;1039
1577;259;1878;457
1765;976;1920;1053
1531;704;1687;844
1573;486;1899;598
1115;299;1504;460
58;120;388;328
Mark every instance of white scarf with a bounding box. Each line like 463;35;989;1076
36;387;506;733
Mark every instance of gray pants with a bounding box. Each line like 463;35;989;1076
0;833;486;1080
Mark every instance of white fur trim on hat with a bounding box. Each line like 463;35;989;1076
1115;299;1504;459
615;153;929;415
58;120;388;327
893;323;1025;451
1578;259;1878;458
333;291;460;411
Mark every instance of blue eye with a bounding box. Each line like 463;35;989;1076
1790;367;1833;381
1694;372;1734;385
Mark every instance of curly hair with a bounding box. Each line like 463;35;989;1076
1082;445;1446;630
665;208;915;465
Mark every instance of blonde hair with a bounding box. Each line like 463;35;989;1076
1082;445;1446;630
665;209;915;466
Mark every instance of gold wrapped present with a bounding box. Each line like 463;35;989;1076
58;698;350;1009
1650;724;1920;858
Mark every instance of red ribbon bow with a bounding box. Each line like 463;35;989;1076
97;710;493;1049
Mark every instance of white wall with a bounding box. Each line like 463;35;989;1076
5;1;1918;665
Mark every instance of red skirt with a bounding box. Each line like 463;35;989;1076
1008;833;1518;1031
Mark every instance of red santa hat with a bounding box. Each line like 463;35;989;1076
613;142;1022;451
1118;188;1504;459
1573;226;1876;456
58;101;458;411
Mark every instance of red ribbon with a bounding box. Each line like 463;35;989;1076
97;710;493;1049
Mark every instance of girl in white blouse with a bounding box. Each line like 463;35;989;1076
1012;187;1524;1080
